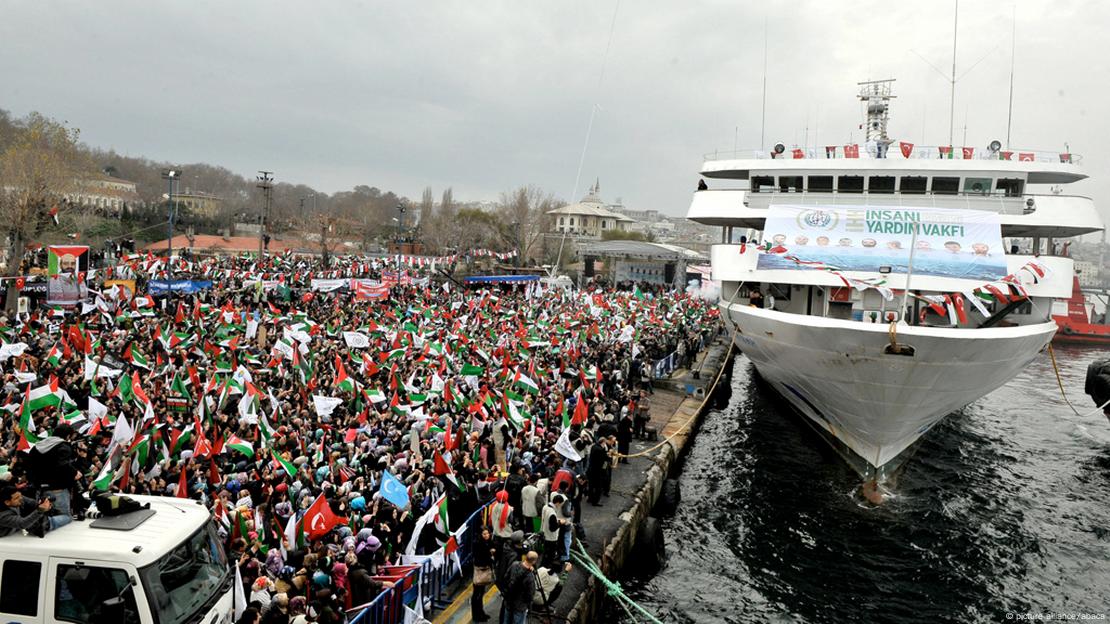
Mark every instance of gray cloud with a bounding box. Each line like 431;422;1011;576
2;0;1106;219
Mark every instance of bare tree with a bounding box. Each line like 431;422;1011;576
498;185;560;263
0;113;93;311
420;186;434;226
439;187;454;219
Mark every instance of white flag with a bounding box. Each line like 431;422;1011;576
87;396;108;423
0;342;28;361
555;427;582;462
343;331;370;349
110;413;135;452
312;395;343;418
233;563;248;619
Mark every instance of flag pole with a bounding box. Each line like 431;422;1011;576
898;222;920;323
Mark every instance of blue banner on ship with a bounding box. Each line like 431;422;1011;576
756;205;1008;281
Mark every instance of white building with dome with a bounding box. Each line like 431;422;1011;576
546;180;635;239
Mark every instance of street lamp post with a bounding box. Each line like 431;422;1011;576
257;171;274;257
161;169;181;260
396;204;406;250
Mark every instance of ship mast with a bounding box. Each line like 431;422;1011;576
857;79;896;156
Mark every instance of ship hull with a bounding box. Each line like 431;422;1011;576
725;302;1057;480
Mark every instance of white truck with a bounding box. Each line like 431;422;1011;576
0;495;235;624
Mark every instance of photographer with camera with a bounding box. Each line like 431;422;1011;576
0;485;71;537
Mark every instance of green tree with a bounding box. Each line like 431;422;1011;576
601;229;655;242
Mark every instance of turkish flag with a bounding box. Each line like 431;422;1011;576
1018;152;1035;162
961;147;974;159
304;494;345;540
843;144;859;158
899;142;914;158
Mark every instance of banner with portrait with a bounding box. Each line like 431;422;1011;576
47;245;90;305
755;205;1007;281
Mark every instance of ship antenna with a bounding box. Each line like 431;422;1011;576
1005;4;1016;148
760;17;768;151
556;0;621;278
949;0;958;148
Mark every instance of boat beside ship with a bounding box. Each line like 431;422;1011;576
1052;275;1110;345
687;80;1101;482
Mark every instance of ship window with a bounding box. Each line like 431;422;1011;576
807;176;833;192
931;177;959;195
778;176;803;193
751;176;773;193
837;176;864;193
996;178;1024;197
964;177;992;195
900;176;927;194
868;176;895;194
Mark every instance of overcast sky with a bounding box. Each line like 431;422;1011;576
3;1;1107;219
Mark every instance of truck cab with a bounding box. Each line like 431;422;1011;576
0;495;235;624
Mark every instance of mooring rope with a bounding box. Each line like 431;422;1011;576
1046;343;1110;418
569;541;665;624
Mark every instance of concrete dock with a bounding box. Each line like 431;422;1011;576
433;334;733;624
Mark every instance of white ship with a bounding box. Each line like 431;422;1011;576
687;80;1102;482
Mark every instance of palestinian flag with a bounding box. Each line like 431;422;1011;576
432;493;450;545
633;285;646;300
334;356;355;393
272;449;296;478
258;412;276;447
17;387;40;448
27;378;72;412
512;369;540;395
91;460;114;492
125;344;150;369
45;342;65;367
460;363;484;377
169;371;191;401
365;388;386;404
225;434;254;457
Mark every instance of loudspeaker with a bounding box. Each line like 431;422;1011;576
664;263;675;284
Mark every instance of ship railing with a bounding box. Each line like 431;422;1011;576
705;146;1081;164
754;190;1023;215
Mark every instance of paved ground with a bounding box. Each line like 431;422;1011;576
431;342;723;624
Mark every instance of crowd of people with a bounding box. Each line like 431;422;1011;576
0;251;718;623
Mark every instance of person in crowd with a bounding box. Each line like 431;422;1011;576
540;494;564;568
500;551;539;624
617;409;633;463
27;423;82;517
532;564;563;610
586;433;608;507
520;473;540;533
471;526;496;622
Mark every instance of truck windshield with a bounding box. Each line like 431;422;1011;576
138;520;228;624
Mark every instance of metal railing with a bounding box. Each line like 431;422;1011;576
704;146;1082;164
348;502;491;624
